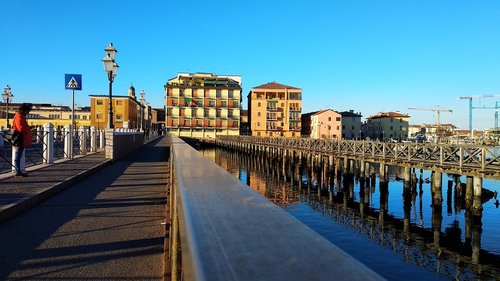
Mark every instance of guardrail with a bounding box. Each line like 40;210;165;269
168;134;382;281
217;136;500;179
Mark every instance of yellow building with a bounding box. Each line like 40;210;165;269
164;72;242;138
0;102;91;129
89;85;143;130
247;82;302;137
364;111;410;141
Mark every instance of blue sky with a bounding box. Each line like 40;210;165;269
1;0;499;129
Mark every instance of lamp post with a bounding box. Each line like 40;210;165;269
96;109;100;131
2;85;13;128
102;43;119;129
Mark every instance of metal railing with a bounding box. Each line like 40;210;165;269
168;134;382;281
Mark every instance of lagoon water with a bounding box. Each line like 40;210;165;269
201;147;500;281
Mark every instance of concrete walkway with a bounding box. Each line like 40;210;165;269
0;136;169;281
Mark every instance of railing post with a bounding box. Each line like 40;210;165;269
481;147;486;171
37;126;44;144
79;126;87;155
64;124;73;159
90;126;97;152
100;129;106;149
43;123;54;164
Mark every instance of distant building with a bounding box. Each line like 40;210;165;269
364;111;410;141
240;110;250;135
408;123;456;138
0;102;91;130
151;107;165;133
301;109;342;139
90;85;143;130
248;82;302;137
340;110;362;140
164;72;242;138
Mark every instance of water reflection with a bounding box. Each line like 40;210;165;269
201;147;500;280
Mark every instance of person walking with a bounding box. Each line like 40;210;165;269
12;103;33;177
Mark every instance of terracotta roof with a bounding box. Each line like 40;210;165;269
367;111;410;119
252;82;300;90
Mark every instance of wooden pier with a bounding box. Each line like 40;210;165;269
216;136;500;180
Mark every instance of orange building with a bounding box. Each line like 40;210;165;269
247;82;302;137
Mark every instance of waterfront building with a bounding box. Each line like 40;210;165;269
340;110;362;140
364;111;410;141
240;109;250;135
89;85;143;130
164;72;242;138
151;107;165;133
248;82;302;137
301;109;342;139
0;102;91;130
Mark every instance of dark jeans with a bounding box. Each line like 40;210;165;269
14;147;25;175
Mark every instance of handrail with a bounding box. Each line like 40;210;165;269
168;134;383;281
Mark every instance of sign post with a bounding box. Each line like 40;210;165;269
64;74;82;133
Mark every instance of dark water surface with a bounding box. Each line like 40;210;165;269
200;147;500;281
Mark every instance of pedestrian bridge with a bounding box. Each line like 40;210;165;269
217;136;500;179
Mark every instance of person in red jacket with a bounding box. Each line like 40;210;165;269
12;103;33;177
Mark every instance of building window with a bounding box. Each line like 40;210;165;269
351;126;354;129
116;114;123;120
390;126;393;130
179;89;184;96
216;89;221;98
336;117;340;121
97;100;103;105
221;101;227;107
209;100;215;107
228;90;233;99
258;112;261;117
96;113;102;119
257;122;260;126
116;100;123;106
258;102;261;107
328;117;331;121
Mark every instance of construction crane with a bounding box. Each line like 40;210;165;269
472;101;499;129
458;95;500;133
407;107;453;129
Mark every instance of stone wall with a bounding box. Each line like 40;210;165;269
105;130;144;160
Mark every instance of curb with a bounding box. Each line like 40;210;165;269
0;159;112;224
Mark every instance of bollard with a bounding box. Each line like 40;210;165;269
43;123;54;164
79;126;87;155
90;126;97;152
64;124;73;159
99;130;105;149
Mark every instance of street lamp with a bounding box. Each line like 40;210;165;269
102;43;119;129
2;85;13;128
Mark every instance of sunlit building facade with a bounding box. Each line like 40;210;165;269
164;72;242;138
248;82;302;137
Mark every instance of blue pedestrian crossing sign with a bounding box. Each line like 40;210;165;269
65;74;82;90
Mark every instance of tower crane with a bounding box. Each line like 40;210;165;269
407;107;453;127
407;107;453;137
458;95;500;133
472;101;499;130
